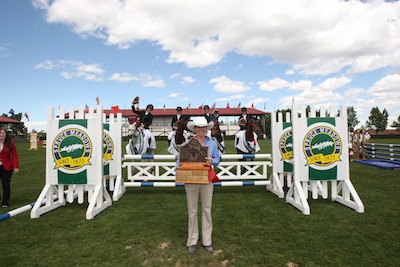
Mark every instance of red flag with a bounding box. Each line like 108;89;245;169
96;96;100;105
226;102;230;108
111;105;119;113
24;112;29;121
199;103;203;109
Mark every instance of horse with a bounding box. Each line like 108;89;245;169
167;119;191;155
125;118;156;155
211;120;225;154
234;118;261;155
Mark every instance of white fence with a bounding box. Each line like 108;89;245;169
112;154;272;200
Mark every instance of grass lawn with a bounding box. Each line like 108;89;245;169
0;139;399;267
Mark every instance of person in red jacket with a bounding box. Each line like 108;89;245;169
0;126;19;208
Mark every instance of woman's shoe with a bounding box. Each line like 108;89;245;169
204;245;213;253
188;245;197;253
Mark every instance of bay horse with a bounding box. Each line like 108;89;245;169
167;119;190;155
211;120;225;154
234;118;261;154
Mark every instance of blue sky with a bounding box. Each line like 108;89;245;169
1;0;400;132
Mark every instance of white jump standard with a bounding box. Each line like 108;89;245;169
30;105;112;220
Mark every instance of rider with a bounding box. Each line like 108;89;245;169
132;98;153;129
131;97;156;171
203;105;217;138
210;109;225;155
171;106;189;128
203;105;214;123
211;109;219;122
238;107;254;123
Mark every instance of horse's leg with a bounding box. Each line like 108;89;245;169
143;130;155;175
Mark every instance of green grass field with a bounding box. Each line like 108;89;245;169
0;139;399;267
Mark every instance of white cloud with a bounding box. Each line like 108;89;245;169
109;72;165;87
36;60;105;81
109;72;138;82
209;75;250;93
318;76;351;91
246;97;268;109
181;75;195;84
367;74;400;114
168;92;182;98
33;0;400;72
285;69;295;75
169;73;196;84
35;60;64;70
140;75;166;88
258;78;292;92
215;94;245;102
278;76;353;108
167;92;190;103
290;80;313;91
169;73;180;79
230;94;245;99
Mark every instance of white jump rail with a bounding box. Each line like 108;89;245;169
113;154;272;200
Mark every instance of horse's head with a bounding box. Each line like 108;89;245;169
238;118;246;128
248;119;260;132
245;119;260;141
128;117;141;137
211;120;223;142
175;119;189;145
128;116;140;126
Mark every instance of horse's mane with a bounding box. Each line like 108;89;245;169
245;119;259;141
174;119;189;145
211;120;223;143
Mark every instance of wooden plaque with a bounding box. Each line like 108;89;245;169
176;138;210;184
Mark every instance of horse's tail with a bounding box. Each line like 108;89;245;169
213;136;225;154
167;136;179;155
125;139;136;155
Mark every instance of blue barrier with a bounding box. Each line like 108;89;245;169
364;143;400;162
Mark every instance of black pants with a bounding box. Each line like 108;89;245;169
0;166;13;206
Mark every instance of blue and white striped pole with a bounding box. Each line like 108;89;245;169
123;153;271;161
124;180;270;187
0;190;78;222
0;202;36;222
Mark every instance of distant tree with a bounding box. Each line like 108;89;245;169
390;115;400;130
305;105;321;117
263;112;271;138
346;106;359;132
366;107;389;133
274;108;291;122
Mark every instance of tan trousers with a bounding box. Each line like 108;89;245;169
184;183;214;247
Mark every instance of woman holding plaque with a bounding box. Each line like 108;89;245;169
183;117;221;253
